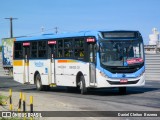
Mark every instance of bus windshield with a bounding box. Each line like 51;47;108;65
100;40;144;67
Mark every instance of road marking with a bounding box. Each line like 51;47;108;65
89;117;98;120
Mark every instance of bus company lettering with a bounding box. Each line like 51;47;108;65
34;62;44;67
58;66;66;69
69;66;80;69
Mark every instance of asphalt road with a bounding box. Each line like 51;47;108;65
0;76;160;120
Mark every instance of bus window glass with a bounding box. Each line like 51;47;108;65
31;42;37;58
58;49;63;57
38;41;47;58
75;49;84;57
74;38;85;59
57;40;63;58
100;40;144;66
14;43;23;59
75;39;84;47
64;39;73;58
58;40;63;48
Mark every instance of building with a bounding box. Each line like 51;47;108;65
145;28;160;54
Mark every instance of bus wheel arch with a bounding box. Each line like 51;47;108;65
34;71;40;84
34;71;44;91
76;72;87;94
76;72;83;87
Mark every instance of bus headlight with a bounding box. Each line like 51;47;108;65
99;71;108;78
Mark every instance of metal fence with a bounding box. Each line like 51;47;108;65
145;54;160;80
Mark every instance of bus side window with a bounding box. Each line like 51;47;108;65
31;42;37;58
80;49;84;57
74;38;85;60
38;41;47;58
57;40;63;58
58;50;63;57
64;39;73;58
14;42;23;59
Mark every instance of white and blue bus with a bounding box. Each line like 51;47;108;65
13;30;145;94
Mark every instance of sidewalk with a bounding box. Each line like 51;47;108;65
0;91;78;112
0;91;120;120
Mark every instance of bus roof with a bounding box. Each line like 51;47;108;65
15;30;140;42
16;31;100;41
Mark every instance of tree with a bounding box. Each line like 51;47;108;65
0;46;2;52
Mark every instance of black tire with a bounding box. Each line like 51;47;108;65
79;76;87;94
35;74;44;91
119;87;127;95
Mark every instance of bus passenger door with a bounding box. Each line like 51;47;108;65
49;42;56;84
23;44;30;83
88;42;96;86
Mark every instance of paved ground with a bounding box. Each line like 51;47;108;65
0;76;160;120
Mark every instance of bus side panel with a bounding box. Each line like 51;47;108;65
13;60;24;83
55;60;90;87
29;59;50;85
40;59;50;85
96;69;110;88
28;60;34;84
82;63;90;87
54;59;64;86
55;59;76;86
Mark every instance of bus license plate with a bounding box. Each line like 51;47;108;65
120;79;128;83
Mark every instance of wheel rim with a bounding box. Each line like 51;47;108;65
36;76;41;88
37;80;40;88
80;81;82;90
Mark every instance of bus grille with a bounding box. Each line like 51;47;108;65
107;79;139;85
108;67;138;73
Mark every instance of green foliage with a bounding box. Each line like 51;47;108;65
0;46;2;52
0;95;7;105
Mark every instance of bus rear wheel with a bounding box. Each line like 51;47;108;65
79;76;87;95
35;74;44;91
119;87;127;94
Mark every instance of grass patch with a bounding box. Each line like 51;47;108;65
0;94;8;105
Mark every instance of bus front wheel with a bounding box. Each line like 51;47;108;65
79;76;87;95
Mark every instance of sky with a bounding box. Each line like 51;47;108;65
0;0;160;45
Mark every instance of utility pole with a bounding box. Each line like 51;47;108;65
54;27;58;34
5;17;18;38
